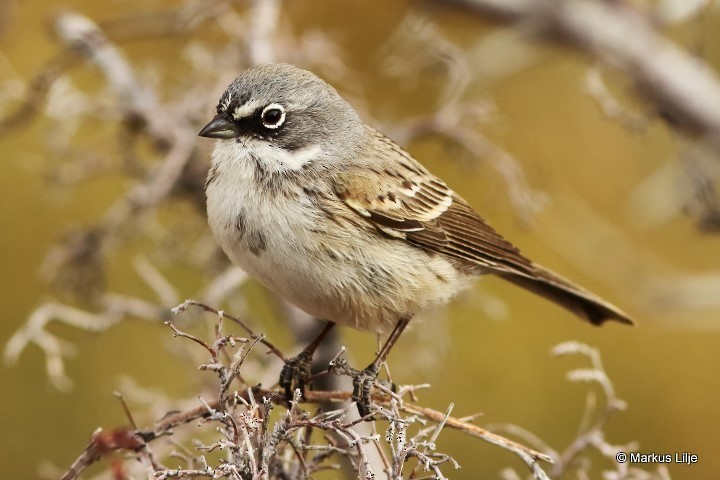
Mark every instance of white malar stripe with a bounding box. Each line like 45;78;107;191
272;144;324;170
242;142;323;171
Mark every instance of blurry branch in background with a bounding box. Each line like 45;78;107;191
674;134;720;232
51;10;201;235
549;342;632;478
3;255;250;389
247;0;281;65
0;2;225;137
584;67;649;134
447;0;720;232
380;15;547;223
495;341;670;480
448;0;720;141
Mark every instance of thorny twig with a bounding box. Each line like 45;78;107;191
57;305;563;480
57;313;656;480
172;299;287;361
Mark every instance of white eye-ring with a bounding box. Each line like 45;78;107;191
261;103;286;129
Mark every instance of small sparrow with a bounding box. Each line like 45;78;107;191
199;63;633;415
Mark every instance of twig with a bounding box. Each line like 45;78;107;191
172;299;287;361
400;402;553;479
60;387;553;480
549;341;630;477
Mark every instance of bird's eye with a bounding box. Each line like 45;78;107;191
261;103;286;129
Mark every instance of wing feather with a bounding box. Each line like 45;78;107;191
333;130;535;276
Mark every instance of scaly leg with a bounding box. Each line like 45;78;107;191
279;322;336;400
353;316;411;417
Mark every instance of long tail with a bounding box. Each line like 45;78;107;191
498;263;634;326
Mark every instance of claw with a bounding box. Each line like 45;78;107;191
352;365;380;418
279;350;313;400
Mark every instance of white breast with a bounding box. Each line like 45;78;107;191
206;141;316;283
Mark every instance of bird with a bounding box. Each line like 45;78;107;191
198;63;633;416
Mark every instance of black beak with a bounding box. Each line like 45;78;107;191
198;113;241;139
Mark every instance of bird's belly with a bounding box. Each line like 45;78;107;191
230;231;470;333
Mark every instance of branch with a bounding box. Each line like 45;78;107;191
60;387;553;480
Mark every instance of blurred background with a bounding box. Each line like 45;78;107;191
1;0;719;478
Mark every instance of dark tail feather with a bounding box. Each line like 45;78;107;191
499;264;635;326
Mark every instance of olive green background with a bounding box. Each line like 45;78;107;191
1;0;719;478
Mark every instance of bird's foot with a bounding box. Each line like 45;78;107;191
352;364;381;418
279;350;313;400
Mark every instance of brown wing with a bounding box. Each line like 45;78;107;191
334;129;634;326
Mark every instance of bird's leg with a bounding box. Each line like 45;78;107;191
353;316;411;417
280;322;336;400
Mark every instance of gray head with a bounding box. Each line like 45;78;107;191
199;64;364;170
